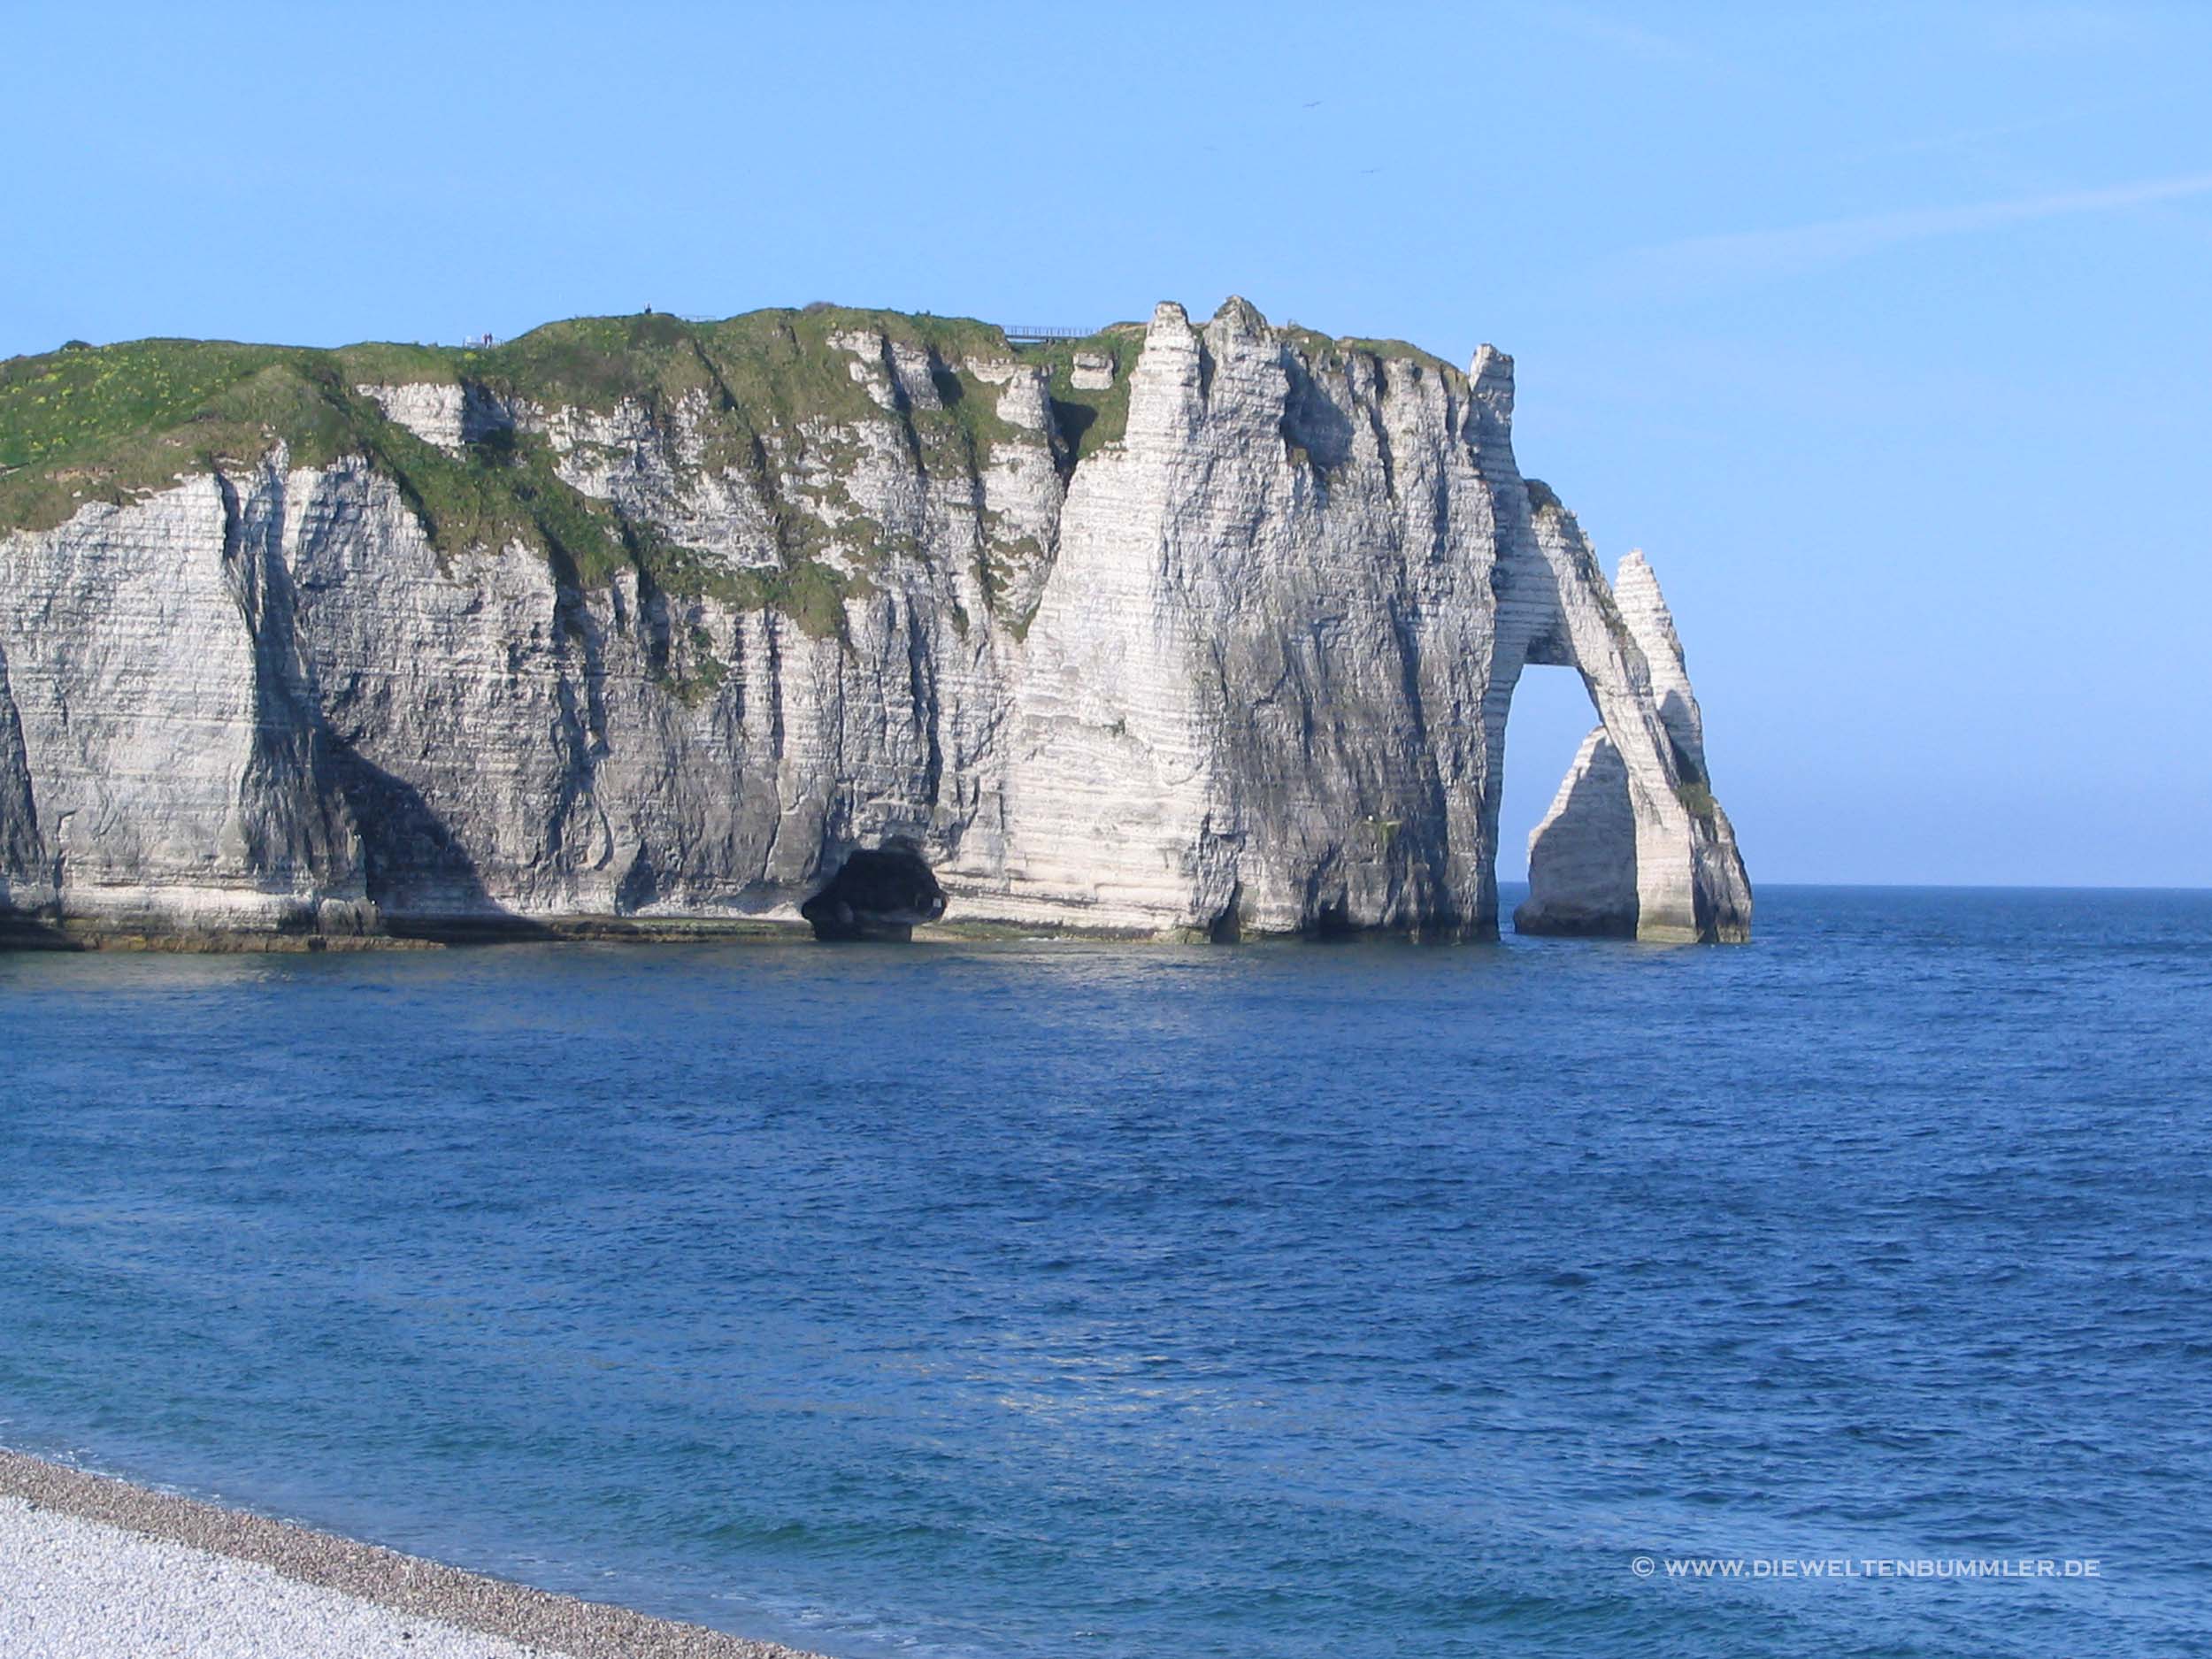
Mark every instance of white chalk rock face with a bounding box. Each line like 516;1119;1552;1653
0;301;1749;944
1515;549;1753;942
1516;729;1639;934
0;633;49;916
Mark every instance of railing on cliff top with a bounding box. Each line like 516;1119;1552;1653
1000;324;1097;342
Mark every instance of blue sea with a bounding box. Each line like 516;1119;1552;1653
3;887;2208;1658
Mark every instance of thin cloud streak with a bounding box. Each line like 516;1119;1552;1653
1841;104;2104;164
1625;172;2212;290
1514;2;1722;73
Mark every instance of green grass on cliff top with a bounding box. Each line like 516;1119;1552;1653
0;306;1466;558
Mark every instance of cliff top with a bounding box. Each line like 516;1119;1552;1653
0;303;1466;563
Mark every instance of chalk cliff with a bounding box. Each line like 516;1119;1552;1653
0;300;1749;944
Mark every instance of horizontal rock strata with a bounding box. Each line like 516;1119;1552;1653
0;301;1750;944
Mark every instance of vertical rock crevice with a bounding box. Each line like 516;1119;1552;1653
0;634;50;914
215;461;365;926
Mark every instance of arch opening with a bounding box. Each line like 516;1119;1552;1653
1497;664;1603;887
1501;664;1642;940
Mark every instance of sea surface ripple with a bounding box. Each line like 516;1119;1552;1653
2;886;2208;1657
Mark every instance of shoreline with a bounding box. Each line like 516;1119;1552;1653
0;912;1525;953
0;1448;826;1659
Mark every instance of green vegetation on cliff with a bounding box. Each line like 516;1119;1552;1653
0;340;665;596
1273;318;1463;385
0;306;1462;632
1011;323;1148;465
0;311;1081;611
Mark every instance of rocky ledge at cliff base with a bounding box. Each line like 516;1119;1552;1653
0;299;1750;946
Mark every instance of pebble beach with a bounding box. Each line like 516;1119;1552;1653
0;1451;817;1659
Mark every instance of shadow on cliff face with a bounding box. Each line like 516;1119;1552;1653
0;915;72;949
326;740;554;942
1281;356;1355;472
1048;401;1096;479
802;841;947;941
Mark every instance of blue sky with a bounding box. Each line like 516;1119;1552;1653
6;1;2207;886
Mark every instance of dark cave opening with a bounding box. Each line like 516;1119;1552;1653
800;841;948;941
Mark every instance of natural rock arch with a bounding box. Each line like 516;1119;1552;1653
1496;532;1752;943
